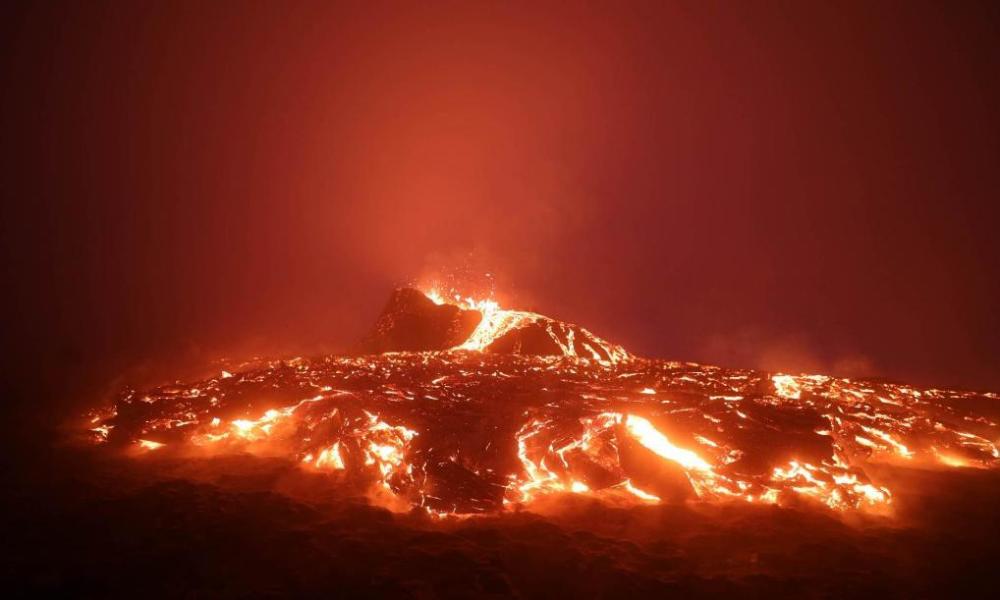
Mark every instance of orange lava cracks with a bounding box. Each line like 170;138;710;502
82;347;1000;518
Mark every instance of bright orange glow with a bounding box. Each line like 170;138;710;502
420;288;630;364
623;414;712;472
772;374;802;400
305;442;346;470
83;305;999;517
620;480;660;501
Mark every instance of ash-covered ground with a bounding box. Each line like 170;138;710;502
5;290;1000;597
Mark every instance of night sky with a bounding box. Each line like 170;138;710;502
3;1;998;409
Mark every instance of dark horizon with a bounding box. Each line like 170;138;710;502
3;0;999;409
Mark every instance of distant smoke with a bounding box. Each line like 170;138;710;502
702;328;876;378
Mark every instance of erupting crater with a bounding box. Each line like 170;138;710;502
84;288;1000;517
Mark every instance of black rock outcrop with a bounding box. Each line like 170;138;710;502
356;288;481;354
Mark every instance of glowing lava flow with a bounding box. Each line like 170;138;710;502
423;289;630;364
504;410;894;511
425;290;540;352
81;294;1000;517
624;414;713;471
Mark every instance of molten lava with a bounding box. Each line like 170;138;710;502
83;289;1000;517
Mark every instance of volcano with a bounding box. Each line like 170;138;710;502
82;289;999;516
13;288;1000;596
357;288;630;363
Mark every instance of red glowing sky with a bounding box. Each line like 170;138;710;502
2;1;998;393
